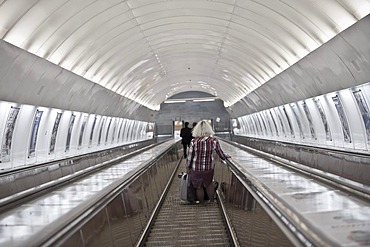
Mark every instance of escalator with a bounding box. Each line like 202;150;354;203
143;160;232;246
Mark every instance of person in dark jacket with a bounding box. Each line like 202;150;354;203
180;122;192;158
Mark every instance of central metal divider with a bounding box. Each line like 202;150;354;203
140;159;232;247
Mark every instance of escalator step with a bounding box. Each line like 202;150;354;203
144;163;231;246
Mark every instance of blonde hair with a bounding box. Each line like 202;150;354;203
192;120;214;137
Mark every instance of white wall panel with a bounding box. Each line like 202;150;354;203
284;105;300;141
339;90;367;150
258;113;268;137
12;105;36;168
91;115;103;150
317;95;345;148
266;110;277;137
108;118;115;145
270;109;283;138
97;117;106;147
137;122;143;140
137;122;142;141
85;115;96;150
236;117;245;135
261;112;271;136
120;119;127;143
105;117;112;146
56;111;73;157
103;117;111;146
0;102;13;155
294;103;312;142
30;106;51;164
107;118;115;146
131;121;138;142
273;108;285;139
110;118;117;145
69;112;81;156
0;102;8;157
78;114;90;151
111;118;119;144
247;115;256;136
0;101;20;169
124;120;133;143
125;119;132;143
109;118;117;145
277;107;292;140
250;115;259;136
305;99;325;144
73;112;85;152
235;82;370;152
0;100;154;170
239;117;248;135
117;119;124;143
47;109;64;160
300;102;315;143
354;83;370;149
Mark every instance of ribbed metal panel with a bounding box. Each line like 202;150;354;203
145;165;230;247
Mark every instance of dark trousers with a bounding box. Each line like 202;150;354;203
182;143;190;157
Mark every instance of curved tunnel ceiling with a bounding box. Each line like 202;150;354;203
0;0;369;111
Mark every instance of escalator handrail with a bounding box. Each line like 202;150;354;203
222;157;327;247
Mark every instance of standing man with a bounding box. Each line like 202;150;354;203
180;122;192;158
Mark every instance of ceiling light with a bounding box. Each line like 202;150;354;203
193;99;215;102
164;100;186;103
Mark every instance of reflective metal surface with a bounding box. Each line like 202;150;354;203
0;139;155;201
231;135;370;186
216;141;370;246
0;140;178;246
57;143;180;246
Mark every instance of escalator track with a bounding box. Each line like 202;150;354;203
143;159;232;247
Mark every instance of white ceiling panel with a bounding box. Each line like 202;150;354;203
0;0;369;110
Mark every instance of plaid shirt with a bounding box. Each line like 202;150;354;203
186;136;227;171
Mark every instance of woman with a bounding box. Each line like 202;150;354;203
185;120;230;205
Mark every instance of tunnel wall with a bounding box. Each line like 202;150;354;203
233;82;370;153
228;15;370;117
0;40;157;122
154;92;231;136
0;99;154;170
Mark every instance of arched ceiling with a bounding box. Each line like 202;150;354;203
0;0;369;111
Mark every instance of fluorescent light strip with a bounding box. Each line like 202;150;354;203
164;100;186;103
193;99;215;102
164;97;219;104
